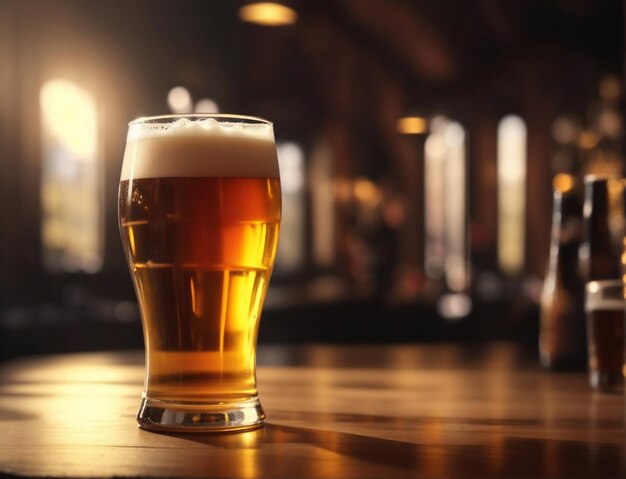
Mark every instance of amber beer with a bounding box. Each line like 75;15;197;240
119;115;280;431
585;280;625;391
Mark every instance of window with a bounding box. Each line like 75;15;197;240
497;115;527;276
40;79;103;273
275;142;306;273
424;116;468;293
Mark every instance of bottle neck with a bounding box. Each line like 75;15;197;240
582;178;620;281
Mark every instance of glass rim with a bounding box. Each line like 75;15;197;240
586;279;623;289
586;279;625;300
128;113;272;127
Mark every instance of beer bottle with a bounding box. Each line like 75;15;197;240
579;176;621;282
539;186;586;370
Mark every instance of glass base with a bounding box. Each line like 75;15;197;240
137;396;265;432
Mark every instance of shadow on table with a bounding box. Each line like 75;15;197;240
154;412;624;478
0;407;37;422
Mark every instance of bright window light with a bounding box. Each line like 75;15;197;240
443;121;467;292
497;115;527;276
276;142;306;272
167;86;192;113
424;116;468;292
40;79;103;273
424;123;446;278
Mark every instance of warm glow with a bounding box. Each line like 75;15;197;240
353;178;381;206
195;98;219;113
40;79;98;159
497;115;527;276
278;142;304;193
167;86;192;113
443;121;468;292
276;142;306;272
424;128;446;278
607;178;623;196
397;116;428;135
551;116;579;145
587;281;600;294
553;173;575;193
599;75;621;102
40;79;102;273
239;2;297;26
437;293;472;320
578;130;599;149
310;139;336;268
424;116;468;292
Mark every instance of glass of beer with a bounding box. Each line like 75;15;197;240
584;280;625;392
118;114;281;431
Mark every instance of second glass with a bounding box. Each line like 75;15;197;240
118;114;281;431
585;280;624;392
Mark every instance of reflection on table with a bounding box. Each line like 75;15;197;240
0;343;623;478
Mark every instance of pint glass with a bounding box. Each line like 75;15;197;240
585;280;624;391
118;114;281;431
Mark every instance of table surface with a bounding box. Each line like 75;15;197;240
0;343;624;479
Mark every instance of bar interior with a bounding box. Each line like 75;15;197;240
0;1;625;478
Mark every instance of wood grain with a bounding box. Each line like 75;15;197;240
0;344;624;478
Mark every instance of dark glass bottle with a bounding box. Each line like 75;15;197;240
539;188;586;370
579;176;621;282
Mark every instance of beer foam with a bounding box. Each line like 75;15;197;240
585;280;625;312
122;117;279;180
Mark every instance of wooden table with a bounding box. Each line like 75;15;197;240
0;343;624;478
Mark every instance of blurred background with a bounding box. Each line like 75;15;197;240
0;0;624;359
